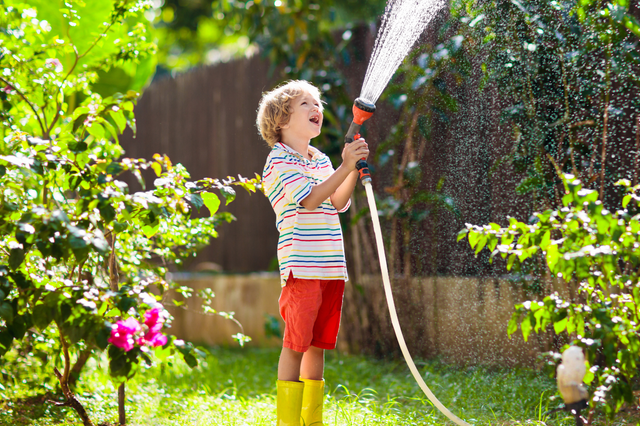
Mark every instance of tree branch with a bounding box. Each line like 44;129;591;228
0;76;46;136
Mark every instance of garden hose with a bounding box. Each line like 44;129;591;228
347;99;472;426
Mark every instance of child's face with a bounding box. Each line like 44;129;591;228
281;90;323;141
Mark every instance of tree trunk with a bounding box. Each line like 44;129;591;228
53;367;95;426
68;349;92;389
118;384;126;425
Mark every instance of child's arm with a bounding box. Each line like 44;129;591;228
299;139;369;211
330;169;359;212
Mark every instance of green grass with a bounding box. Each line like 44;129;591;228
0;347;633;425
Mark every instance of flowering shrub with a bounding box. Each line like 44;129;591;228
108;307;168;352
0;2;259;425
459;174;640;418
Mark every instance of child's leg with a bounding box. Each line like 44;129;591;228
300;346;325;425
300;345;324;380
278;347;304;381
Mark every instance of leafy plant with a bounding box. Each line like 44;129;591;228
459;173;640;418
472;0;640;209
0;1;259;424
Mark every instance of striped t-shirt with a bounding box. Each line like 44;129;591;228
263;142;350;286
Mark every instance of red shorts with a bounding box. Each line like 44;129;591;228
279;273;346;352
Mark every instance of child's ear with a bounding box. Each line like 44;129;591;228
280;121;290;129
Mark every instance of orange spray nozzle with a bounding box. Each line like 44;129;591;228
352;97;376;125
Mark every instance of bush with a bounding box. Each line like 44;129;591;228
460;174;640;417
0;1;258;424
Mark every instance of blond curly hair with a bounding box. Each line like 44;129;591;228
256;80;324;147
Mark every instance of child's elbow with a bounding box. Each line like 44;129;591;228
300;197;319;211
330;197;346;212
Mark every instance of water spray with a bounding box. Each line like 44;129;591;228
345;0;472;424
345;102;472;426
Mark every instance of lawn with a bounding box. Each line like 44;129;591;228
0;347;635;425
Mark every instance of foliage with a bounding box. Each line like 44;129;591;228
151;0;386;72
463;0;640;209
0;1;259;424
460;173;640;417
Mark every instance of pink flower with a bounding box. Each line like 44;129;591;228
137;307;168;348
1;85;11;94
138;332;167;348
108;308;168;351
108;317;141;352
144;307;162;327
45;58;63;73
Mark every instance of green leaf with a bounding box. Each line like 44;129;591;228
9;314;28;339
188;193;204;211
0;329;13;355
457;228;469;242
72;106;91;120
99;203;116;223
113;221;128;233
468;230;480;248
96;322;112;350
69;141;88;153
32;304;53;330
87;123;105;140
520;315;532;342
0;302;13;324
583;364;595;385
553;317;567;334
109;110;127;133
202;192;221;216
142;223;160;238
102;120;119;143
116;296;137;313
151;162;162;177
474;235;487;255
220;187;236;205
546;244;560;271
507;316;518;336
8;249;24;270
539;230;550;249
106;162;124;175
624;14;640;37
32;0;115;70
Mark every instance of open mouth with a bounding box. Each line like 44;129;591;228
309;115;320;124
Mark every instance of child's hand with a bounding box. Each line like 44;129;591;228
342;138;369;170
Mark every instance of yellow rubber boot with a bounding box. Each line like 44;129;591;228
300;378;324;426
277;380;304;426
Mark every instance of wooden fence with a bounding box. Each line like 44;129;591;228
120;55;279;273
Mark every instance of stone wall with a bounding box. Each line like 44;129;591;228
168;274;553;366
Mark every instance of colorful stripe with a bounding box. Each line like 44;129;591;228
263;142;350;286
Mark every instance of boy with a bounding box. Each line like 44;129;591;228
257;80;369;425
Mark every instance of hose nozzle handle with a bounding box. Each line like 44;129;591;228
344;98;376;184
